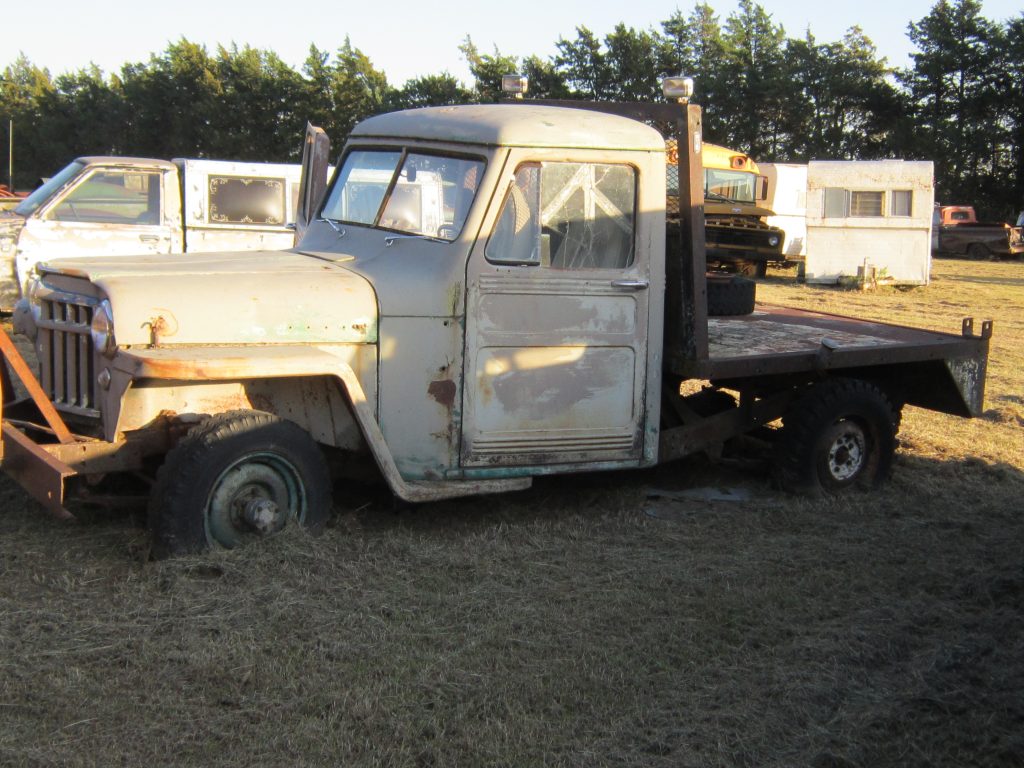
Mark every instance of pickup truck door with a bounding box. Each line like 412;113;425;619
294;123;331;245
16;166;176;288
461;156;650;468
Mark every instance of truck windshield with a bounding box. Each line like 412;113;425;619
704;168;756;204
13;161;85;217
321;149;484;241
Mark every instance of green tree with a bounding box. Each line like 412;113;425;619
459;37;520;102
554;27;612;99
901;0;1001;209
999;13;1024;215
118;40;224;158
786;29;904;161
390;73;472;109
659;4;729;139
604;24;661;101
0;55;55;187
210;45;306;161
718;0;792;157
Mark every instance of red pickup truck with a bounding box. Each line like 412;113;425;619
932;205;1015;259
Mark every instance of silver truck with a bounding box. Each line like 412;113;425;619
0;91;991;556
0;156;307;304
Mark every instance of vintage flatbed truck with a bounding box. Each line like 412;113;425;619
0;85;991;556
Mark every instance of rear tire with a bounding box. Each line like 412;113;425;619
774;378;898;494
148;410;332;558
967;243;989;260
707;275;756;316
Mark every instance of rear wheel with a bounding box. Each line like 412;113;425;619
967;243;990;260
148;410;332;557
774;378;898;494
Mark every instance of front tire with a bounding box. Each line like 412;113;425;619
149;410;332;557
774;378;898;494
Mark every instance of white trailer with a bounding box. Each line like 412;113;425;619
760;163;808;259
804;160;934;286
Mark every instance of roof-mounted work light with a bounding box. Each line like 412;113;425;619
662;76;695;104
501;74;529;99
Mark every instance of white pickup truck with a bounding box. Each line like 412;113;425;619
0;156;306;304
0;92;991;557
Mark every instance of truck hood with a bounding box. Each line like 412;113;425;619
40;250;378;347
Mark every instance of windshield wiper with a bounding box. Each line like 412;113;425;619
383;233;440;247
320;217;347;237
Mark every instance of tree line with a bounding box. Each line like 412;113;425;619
2;0;1022;219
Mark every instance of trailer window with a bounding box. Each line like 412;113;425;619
850;191;883;217
209;176;287;226
49;170;161;225
486;162;636;270
824;188;905;219
890;190;913;217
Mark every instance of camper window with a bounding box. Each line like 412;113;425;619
208;176;287;226
891;191;913;217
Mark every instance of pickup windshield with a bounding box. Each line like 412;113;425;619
321;150;484;241
13;161;85;217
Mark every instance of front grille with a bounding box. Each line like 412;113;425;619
36;295;99;417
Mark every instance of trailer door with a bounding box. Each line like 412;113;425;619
461;158;649;468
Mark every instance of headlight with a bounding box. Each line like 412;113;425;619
90;299;117;358
768;235;780;247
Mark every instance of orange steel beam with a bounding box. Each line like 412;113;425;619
0;326;75;444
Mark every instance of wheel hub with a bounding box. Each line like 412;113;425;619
206;453;305;547
828;427;866;481
242;498;282;534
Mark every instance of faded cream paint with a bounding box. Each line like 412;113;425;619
461;143;665;469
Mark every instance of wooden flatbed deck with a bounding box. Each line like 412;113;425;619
673;305;991;417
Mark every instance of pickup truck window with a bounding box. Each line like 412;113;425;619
322;150;484;241
48;170;161;225
13;161;85;217
486;162;636;269
208;176;286;226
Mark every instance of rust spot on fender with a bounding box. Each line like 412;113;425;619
428;379;456;409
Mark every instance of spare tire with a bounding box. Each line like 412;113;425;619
707;274;756;316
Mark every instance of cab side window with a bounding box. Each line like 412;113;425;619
486;162;636;270
49;170;162;225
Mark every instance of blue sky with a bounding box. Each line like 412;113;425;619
6;0;1022;85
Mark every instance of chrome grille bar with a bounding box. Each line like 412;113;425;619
36;295;98;417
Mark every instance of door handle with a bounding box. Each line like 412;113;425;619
139;234;161;243
610;279;649;291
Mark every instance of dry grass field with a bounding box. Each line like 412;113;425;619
1;258;1022;767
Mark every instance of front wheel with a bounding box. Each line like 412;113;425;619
774;378;899;494
148;410;332;557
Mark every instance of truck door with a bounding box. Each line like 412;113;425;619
462;157;650;468
15;166;175;289
294;123;331;245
